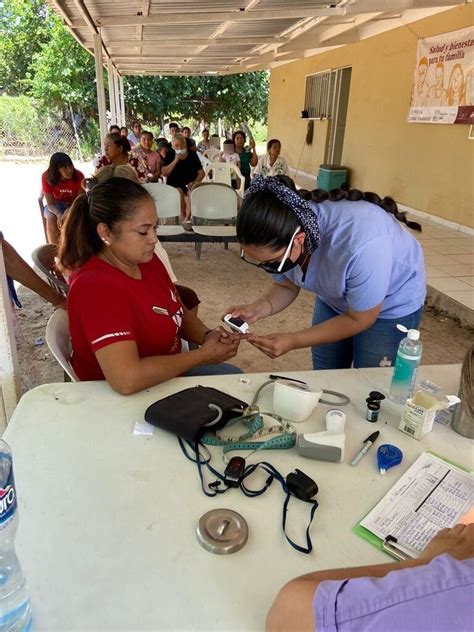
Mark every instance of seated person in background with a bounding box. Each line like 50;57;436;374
132;131;161;182
58;178;241;394
254;139;289;178
161;134;204;222
1;234;66;309
120;126;128;138
197;128;210;153
95;134;147;182
127;121;142;147
109;124;120;134
168;122;180;140
41;152;85;244
157;139;171;163
267;523;474;632
233;130;258;189
181;126;196;150
220;140;242;189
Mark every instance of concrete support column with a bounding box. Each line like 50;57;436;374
114;69;121;127
93;33;107;153
107;58;117;125
119;75;126;127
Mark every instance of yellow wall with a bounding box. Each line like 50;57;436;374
268;5;474;227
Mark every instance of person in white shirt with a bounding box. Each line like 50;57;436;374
220;139;242;190
220;140;241;169
127;121;142;147
254;139;289;177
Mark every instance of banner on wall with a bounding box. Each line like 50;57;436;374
408;26;473;124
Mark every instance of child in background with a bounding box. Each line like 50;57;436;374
220;140;241;190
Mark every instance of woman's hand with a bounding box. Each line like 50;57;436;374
200;329;240;364
246;332;294;359
249;139;256;151
224;299;273;325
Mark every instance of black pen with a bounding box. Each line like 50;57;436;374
350;431;380;466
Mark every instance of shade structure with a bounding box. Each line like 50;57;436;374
46;0;464;76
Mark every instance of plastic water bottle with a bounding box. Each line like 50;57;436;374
0;440;31;631
389;325;423;404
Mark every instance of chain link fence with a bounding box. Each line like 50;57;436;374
0;96;100;161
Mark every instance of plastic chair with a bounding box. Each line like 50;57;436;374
142;182;184;236
31;244;69;296
37;193;49;243
45;308;79;382
197;152;210;171
190;183;238;259
203;148;221;162
204;162;245;198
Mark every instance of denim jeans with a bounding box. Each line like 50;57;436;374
311;297;424;370
183;363;243;377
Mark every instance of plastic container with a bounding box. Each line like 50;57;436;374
317;164;348;191
389;325;422;405
0;440;32;631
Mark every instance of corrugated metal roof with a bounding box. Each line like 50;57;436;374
46;0;463;76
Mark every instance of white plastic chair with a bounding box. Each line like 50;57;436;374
197;152;210;171
45;309;79;382
31;244;69;295
204;162;245;198
142;182;184;236
191;183;238;259
203;148;221;162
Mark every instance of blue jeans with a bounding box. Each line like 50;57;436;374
311;298;423;370
184;363;243;377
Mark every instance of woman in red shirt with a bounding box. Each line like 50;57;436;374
41;153;84;244
58;177;241;394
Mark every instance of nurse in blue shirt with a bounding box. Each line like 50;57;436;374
228;176;426;369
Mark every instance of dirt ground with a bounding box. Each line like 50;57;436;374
13;241;474;393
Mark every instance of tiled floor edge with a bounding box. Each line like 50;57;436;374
398;203;474;236
426;285;474;328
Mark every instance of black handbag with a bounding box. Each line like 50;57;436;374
144;386;248;443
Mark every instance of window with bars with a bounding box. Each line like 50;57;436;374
304;70;336;119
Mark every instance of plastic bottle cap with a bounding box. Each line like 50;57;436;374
407;329;420;340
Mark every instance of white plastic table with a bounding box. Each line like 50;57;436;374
5;365;473;631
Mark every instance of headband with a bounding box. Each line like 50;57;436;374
245;176;320;254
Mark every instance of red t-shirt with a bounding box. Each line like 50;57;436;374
68;255;183;381
41;169;84;205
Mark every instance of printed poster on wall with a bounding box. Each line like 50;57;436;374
408;26;473;124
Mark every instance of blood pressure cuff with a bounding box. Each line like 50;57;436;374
144;386;248;443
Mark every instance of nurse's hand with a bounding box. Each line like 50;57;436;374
246;332;294;359
224;299;273;325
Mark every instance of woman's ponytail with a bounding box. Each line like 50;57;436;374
58;193;102;271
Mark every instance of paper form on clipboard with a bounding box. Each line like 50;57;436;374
355;452;474;559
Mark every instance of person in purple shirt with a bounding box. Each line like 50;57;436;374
227;176;426;369
267;523;474;632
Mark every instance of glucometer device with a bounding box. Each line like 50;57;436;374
222;314;249;334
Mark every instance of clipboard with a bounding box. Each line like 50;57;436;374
353;451;473;560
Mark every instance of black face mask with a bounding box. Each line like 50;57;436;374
259;256;300;274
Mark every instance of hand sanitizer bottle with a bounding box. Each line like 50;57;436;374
389;325;423;404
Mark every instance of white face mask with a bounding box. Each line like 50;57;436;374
175;148;187;155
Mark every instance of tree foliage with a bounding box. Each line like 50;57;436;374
1;0;269;124
125;72;269;125
30;18;98;114
0;0;55;94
